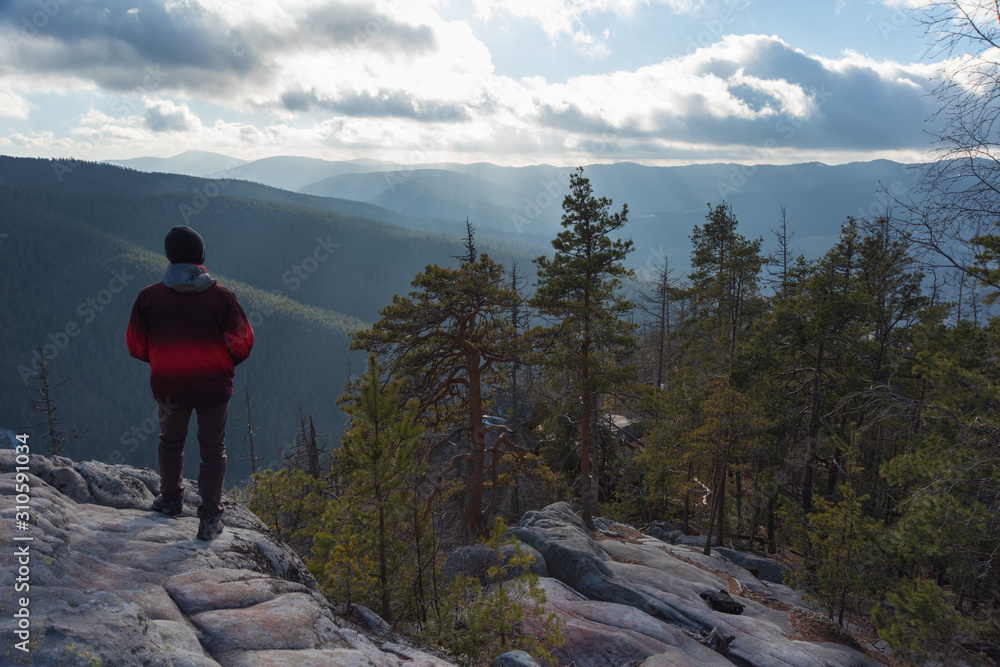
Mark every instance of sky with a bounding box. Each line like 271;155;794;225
0;0;948;167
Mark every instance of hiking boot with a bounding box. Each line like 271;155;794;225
197;517;224;541
151;494;183;516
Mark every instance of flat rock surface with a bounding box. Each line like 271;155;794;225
0;451;454;666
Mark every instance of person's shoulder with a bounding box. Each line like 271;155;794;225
206;283;246;308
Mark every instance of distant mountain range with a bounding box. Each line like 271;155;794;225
106;151;924;273
0;157;537;482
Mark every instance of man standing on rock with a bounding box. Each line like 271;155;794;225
126;225;254;540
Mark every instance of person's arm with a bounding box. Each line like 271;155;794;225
126;295;150;362
225;294;254;366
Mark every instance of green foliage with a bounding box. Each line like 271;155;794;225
422;517;563;665
786;471;881;625
873;579;970;664
14;156;1000;663
685;375;765;553
688;202;764;369
635;369;706;524
872;318;1000;621
602;444;650;524
530;167;637;374
309;356;427;621
310;533;379;610
883;443;997;598
245;467;328;557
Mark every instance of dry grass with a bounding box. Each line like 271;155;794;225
608;554;644;565
592;523;645;544
787;609;865;651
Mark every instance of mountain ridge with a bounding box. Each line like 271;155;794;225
103;152;922;269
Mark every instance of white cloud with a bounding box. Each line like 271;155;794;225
880;0;927;8
530;36;831;130
0;88;30;118
143;99;203;132
0;1;942;166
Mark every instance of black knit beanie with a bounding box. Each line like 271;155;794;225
164;226;206;264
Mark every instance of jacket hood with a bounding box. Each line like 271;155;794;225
162;263;217;294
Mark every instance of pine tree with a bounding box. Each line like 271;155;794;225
787;436;879;626
422;517;563;664
26;342;81;457
530;167;636;529
873;579;970;665
767;204;798;295
506;260;533;447
246;466;327;556
638;255;681;389
351;248;521;539
280;407;328;479
239;385;261;477
311;355;423;620
680;375;762;555
452;218;477;264
688;202;764;370
768;220;865;515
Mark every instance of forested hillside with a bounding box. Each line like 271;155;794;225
0;158;538;480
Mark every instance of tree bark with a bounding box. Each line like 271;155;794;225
580;284;598;529
463;346;488;539
683;460;692;534
802;343;823;515
766;494;776;554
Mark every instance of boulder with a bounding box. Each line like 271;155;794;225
640;520;686;542
713;547;791;585
526;578;734;667
494;649;541;666
674;534;712;548
0;451;881;667
442;541;548;585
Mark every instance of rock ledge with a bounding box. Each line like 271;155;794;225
0;451;453;666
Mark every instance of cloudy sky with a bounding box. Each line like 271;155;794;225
0;0;945;166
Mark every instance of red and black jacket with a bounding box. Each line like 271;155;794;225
127;264;254;409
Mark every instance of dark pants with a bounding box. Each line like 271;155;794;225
157;398;229;521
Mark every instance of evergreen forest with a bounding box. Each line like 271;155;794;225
239;165;1000;664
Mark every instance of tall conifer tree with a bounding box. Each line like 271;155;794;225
689;202;764;370
352;247;521;540
530;167;636;528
